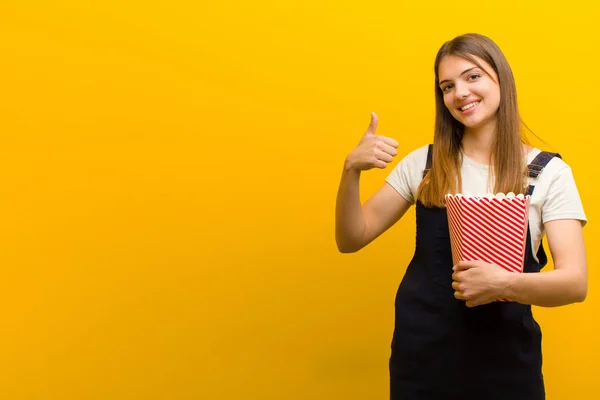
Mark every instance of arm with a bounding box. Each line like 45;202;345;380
452;163;588;308
335;168;412;253
503;219;587;306
452;219;588;307
335;112;412;253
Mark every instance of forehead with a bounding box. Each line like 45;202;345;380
438;54;494;80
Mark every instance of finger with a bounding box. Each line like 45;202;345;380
373;159;388;169
380;136;399;148
374;148;394;163
453;261;475;272
367;112;378;134
377;141;399;156
454;291;466;300
451;281;460;291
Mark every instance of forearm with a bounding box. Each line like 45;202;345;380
335;162;366;253
503;268;587;307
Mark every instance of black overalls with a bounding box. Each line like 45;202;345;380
389;145;560;399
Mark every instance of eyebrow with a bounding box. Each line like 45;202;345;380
439;67;480;86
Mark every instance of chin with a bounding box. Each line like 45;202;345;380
462;121;481;129
454;118;475;128
459;116;487;129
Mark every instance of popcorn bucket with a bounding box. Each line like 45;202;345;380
445;193;531;274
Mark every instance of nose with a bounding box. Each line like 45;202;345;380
454;82;470;100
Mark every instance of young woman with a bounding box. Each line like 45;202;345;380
335;33;588;399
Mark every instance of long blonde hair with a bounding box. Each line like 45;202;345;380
417;33;529;207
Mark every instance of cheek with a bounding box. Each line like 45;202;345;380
494;90;502;106
485;85;501;106
442;94;454;112
487;90;501;111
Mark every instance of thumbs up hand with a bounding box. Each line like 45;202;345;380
345;112;399;171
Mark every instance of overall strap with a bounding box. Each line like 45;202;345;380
525;151;562;196
423;144;433;178
525;150;561;269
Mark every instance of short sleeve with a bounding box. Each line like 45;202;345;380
385;144;429;204
542;166;587;227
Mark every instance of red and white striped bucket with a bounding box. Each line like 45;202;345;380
445;193;530;274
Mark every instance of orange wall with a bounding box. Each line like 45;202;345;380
0;1;598;399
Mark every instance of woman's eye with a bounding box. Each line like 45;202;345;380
468;74;481;81
442;84;453;92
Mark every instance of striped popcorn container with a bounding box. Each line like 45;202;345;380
445;193;531;274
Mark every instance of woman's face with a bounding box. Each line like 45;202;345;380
438;54;501;131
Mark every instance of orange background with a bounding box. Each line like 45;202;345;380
0;1;598;398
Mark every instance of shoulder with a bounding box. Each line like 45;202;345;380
385;144;431;204
388;143;431;176
400;143;431;166
527;148;571;180
527;147;587;225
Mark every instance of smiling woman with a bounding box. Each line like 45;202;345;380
439;57;499;130
335;33;588;400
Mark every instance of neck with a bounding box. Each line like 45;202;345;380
461;119;497;165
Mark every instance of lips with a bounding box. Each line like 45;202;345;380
459;100;481;113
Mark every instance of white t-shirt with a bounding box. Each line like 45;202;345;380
385;144;587;262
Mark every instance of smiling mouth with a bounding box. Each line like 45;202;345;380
459;100;481;112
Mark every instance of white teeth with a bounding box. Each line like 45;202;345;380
460;101;479;111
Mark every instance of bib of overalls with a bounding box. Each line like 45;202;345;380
389;146;560;400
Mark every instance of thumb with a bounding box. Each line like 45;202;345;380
366;112;378;135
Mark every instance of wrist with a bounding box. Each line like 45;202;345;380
344;157;360;174
501;272;519;302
